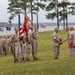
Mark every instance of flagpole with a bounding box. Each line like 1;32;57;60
18;11;21;39
37;0;38;31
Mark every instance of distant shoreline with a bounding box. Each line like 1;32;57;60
0;22;75;27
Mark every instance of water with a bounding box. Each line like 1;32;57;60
12;22;75;32
0;24;75;36
38;25;75;32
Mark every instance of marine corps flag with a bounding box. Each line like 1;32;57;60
23;11;34;37
23;13;28;37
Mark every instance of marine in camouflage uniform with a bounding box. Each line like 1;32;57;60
68;27;75;57
52;28;62;59
10;36;15;54
14;29;21;63
3;38;7;55
6;37;10;53
31;27;39;60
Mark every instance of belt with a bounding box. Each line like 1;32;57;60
14;41;19;42
33;38;36;39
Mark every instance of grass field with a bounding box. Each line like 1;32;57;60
0;30;75;75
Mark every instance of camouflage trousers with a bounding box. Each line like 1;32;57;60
21;43;26;59
68;47;75;58
25;42;30;59
0;46;3;54
14;42;21;60
32;39;38;59
6;44;10;53
52;45;60;59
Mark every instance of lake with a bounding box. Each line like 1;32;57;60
38;25;75;32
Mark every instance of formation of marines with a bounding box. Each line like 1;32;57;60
0;12;75;63
0;26;75;63
0;36;12;55
0;12;39;63
13;26;39;63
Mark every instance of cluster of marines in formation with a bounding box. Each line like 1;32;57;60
0;26;39;63
52;27;75;59
0;35;13;55
14;26;39;63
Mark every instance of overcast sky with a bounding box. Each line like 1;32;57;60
0;0;75;23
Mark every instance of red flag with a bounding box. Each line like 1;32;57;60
41;24;46;28
23;11;34;37
24;11;34;24
23;16;28;37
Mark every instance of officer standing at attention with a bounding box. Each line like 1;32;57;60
52;28;62;59
31;26;39;60
68;27;75;57
62;27;73;57
14;28;21;63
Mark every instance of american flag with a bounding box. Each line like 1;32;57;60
18;13;24;40
18;11;33;40
19;25;24;40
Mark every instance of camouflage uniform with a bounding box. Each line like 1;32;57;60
14;30;21;63
63;27;74;58
3;39;7;55
31;29;38;60
68;30;75;57
6;37;10;53
10;36;15;54
52;32;60;59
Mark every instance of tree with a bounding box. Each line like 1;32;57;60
7;0;45;27
58;0;71;29
46;0;60;29
58;0;75;29
8;0;29;24
45;0;75;29
26;0;45;31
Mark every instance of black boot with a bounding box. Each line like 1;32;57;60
14;59;19;63
14;59;16;63
33;57;36;60
35;58;39;60
27;58;30;61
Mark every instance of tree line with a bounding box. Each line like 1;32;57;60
7;0;75;29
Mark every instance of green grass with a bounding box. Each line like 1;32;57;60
0;30;75;75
